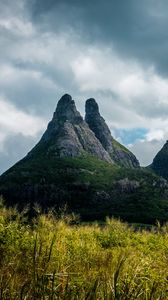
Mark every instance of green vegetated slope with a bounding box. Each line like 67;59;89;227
1;153;168;224
110;138;138;167
1;205;168;299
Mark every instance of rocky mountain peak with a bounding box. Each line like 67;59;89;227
85;98;140;168
54;94;82;123
85;98;100;115
85;98;113;152
29;94;112;163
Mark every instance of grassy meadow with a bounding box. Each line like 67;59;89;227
0;203;168;299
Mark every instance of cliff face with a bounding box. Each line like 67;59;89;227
85;98;140;168
151;141;168;179
29;94;112;163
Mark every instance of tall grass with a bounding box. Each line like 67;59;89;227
0;203;168;299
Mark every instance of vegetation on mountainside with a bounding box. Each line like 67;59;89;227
111;138;131;154
1;155;168;224
1;202;168;299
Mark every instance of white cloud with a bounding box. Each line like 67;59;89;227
0;96;45;151
71;48;168;111
145;129;164;142
0;17;34;37
71;48;168;128
0;64;57;90
129;139;165;166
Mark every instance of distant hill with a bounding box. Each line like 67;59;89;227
150;141;168;179
0;94;168;223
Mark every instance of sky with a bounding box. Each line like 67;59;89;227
0;0;168;173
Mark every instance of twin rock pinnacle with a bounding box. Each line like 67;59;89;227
30;94;139;168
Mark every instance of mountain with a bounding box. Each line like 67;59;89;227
151;141;168;179
0;94;168;224
28;94;112;163
85;98;139;168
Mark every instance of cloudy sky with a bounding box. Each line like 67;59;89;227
0;0;168;173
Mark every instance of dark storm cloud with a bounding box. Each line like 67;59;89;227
28;0;168;76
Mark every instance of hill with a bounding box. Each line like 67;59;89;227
150;141;168;180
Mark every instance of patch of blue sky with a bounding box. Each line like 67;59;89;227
114;128;148;145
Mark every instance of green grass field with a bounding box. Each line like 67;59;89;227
1;202;168;299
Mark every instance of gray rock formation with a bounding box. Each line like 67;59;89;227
85;98;139;168
29;94;112;163
85;98;113;152
116;178;140;193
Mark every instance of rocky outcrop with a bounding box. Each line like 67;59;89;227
85;98;113;152
116;178;140;193
85;98;140;168
29;94;112;163
151;141;168;179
